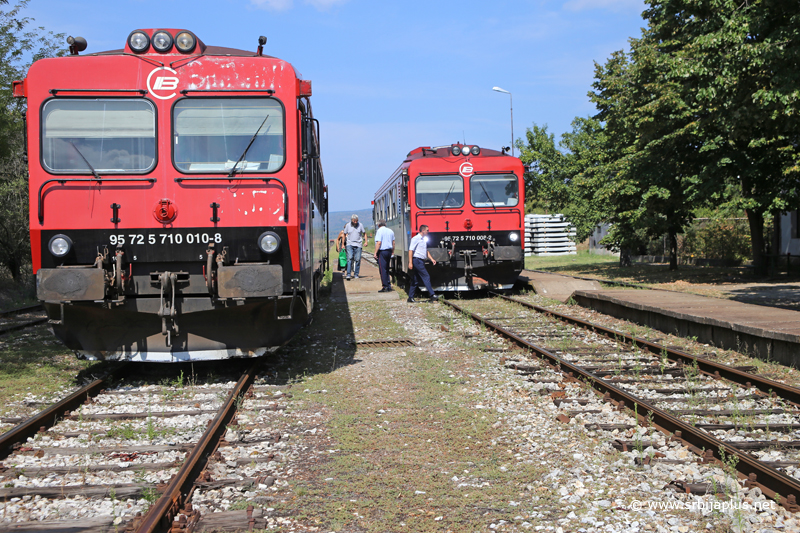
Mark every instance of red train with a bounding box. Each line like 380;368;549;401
373;144;524;291
14;29;327;362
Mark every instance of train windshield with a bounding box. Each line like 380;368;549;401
415;175;464;209
470;174;519;207
41;99;156;173
173;99;284;173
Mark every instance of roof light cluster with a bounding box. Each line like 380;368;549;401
128;30;197;54
452;145;480;156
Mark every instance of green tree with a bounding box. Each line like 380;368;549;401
589;34;712;270
0;0;64;278
516;123;568;214
557;116;611;245
642;0;800;274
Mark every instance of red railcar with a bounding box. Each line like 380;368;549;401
373;144;524;291
14;29;327;362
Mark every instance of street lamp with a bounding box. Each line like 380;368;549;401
492;86;513;156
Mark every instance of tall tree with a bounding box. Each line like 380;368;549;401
0;0;64;278
516;123;568;215
589;33;713;270
643;0;800;274
516;118;611;243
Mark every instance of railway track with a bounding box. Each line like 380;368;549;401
0;361;293;532
442;293;800;513
0;304;47;336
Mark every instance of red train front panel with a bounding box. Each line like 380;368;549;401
375;145;524;291
18;29;326;361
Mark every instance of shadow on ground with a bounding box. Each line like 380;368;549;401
723;285;800;312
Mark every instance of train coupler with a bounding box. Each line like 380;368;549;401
459;250;476;278
152;271;188;347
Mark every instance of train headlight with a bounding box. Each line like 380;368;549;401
451;146;462;156
175;31;196;53
508;232;519;242
471;146;481;155
258;231;281;253
152;31;173;52
49;235;73;257
128;31;150;53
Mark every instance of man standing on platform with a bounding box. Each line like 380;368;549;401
374;219;395;292
343;214;368;280
407;225;438;303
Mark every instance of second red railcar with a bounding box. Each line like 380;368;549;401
373;144;524;291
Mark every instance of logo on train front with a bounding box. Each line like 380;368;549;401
459;162;474;178
147;67;180;100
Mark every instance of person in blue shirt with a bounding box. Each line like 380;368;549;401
407;225;438;303
373;219;395;292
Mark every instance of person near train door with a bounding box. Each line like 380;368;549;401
374;219;395;292
343;214;368;280
335;230;347;271
407;225;438;303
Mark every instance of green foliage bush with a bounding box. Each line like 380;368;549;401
679;219;751;263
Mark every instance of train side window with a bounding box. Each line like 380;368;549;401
470;174;519;207
41;99;156;173
173;98;285;173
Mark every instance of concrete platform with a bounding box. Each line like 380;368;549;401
330;259;400;303
519;270;602;302
572;289;800;367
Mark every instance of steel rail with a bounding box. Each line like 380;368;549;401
492;292;800;406
0;317;47;335
135;360;261;533
0;304;44;318
0;363;129;460
442;298;800;511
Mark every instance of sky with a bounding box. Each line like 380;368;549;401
20;0;648;212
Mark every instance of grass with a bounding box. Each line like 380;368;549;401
0;325;104;417
254;295;551;532
0;266;37;312
525;250;619;271
349;301;408;342
525;250;778;287
282;348;545;532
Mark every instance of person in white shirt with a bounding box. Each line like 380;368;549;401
407;225;438;303
374;219;395;292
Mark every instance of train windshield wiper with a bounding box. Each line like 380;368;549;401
477;180;497;211
440;182;455;211
69;142;102;181
228;114;270;177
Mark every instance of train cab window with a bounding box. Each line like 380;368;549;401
470;174;519;207
41;99;156;173
173;98;284;173
415;175;464;209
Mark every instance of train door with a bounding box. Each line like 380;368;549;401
300;105;321;308
401;171;412;271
